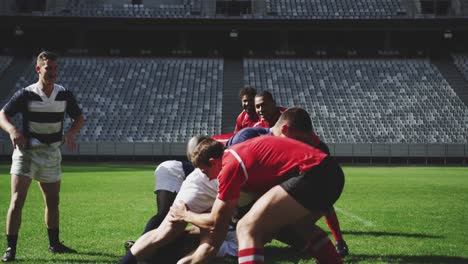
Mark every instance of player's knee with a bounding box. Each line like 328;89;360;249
237;215;259;239
194;243;217;262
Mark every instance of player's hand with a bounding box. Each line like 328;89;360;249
63;132;77;151
10;129;26;149
169;200;188;222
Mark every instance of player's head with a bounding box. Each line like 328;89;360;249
186;135;211;161
272;107;314;140
36;51;58;87
190;138;225;180
255;91;277;124
239;86;257;114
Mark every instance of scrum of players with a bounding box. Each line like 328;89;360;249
119;86;349;264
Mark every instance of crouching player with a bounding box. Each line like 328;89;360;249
119;136;238;264
124;133;233;249
171;135;345;263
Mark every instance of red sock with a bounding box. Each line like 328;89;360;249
238;248;264;264
324;209;344;243
306;229;343;264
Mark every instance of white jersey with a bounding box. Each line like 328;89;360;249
174;168;219;213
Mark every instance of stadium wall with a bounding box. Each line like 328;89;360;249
1;142;466;164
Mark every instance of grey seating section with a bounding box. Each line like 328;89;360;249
244;58;467;143
0;55;19;141
452;53;468;82
265;0;407;19
3;0;410;19
44;0;198;18
0;56;13;76
4;56;223;143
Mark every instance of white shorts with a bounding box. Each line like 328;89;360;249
154;160;186;193
173;168;219;214
10;146;62;183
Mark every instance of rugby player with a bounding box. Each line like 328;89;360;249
0;51;84;262
176;135;345;264
234;86;259;133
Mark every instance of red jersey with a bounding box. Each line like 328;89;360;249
253;106;288;128
234;110;259;133
217;136;328;201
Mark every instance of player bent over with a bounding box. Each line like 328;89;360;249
172;136;345;264
119;136;238;264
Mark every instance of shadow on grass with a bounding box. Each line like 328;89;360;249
77;252;121;258
17;252;120;263
211;250;468;264
346;254;468;264
15;259;114;264
342;230;443;239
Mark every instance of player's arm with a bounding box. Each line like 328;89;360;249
63;113;84;150
170;197;237;263
0;110;26;149
170;197;237;232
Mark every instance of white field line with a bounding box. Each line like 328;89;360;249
334;206;375;227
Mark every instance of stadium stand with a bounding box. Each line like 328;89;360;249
1;0;411;19
265;0;408;18
244;58;467;144
45;0;197;18
0;56;13;77
452;53;468;82
1;56;223;143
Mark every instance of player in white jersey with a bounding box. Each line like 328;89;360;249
119;136;238;264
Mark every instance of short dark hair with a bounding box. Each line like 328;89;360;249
239;86;256;99
36;51;58;66
255;90;274;102
190;138;225;167
278;107;313;133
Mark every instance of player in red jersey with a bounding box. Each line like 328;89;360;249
253;91;287;128
254;95;348;256
270;108;348;257
171;135;345;264
234;86;259;133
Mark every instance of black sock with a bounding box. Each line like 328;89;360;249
142;213;165;234
47;228;60;246
6;235;18;250
119;250;137;264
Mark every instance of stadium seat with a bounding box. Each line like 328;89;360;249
244;58;467;144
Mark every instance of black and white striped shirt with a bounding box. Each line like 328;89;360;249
2;83;82;147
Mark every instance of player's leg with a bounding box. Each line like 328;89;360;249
38;181;76;253
324;206;348;257
276;216;344;264
125;161;185;250
237;157;345;264
142;189;177;234
143;226;201;264
236;185;325;264
2;175;32;262
176;229;215;264
120;216;188;264
144;161;185;234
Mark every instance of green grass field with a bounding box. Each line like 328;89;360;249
0;164;467;263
